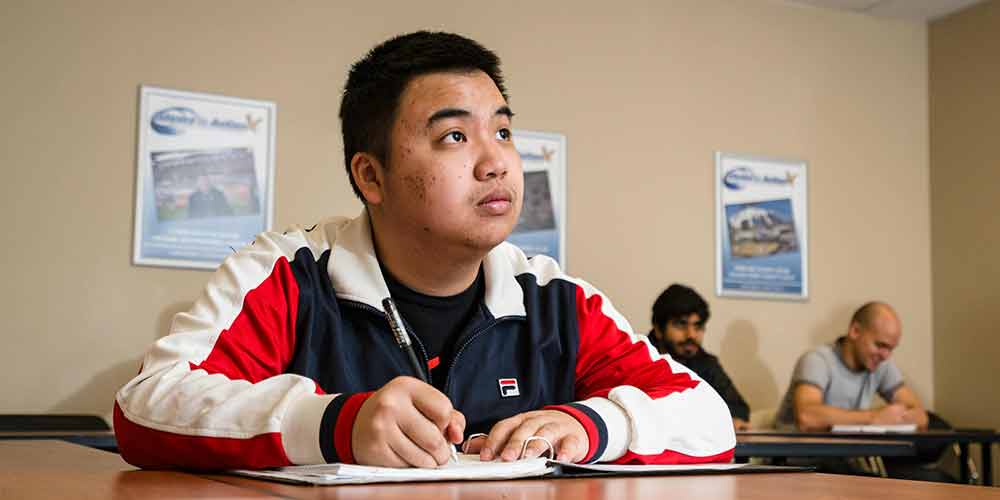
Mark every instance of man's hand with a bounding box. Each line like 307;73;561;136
871;403;908;425
351;376;465;468
466;410;588;463
902;407;925;425
733;418;751;431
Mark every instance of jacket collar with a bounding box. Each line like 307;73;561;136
327;209;526;318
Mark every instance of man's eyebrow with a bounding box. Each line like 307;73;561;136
425;105;515;128
426;108;470;128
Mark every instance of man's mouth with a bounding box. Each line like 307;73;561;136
476;188;513;215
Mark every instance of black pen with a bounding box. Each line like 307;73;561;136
381;297;460;464
382;297;427;382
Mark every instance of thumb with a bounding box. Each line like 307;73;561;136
445;410;466;444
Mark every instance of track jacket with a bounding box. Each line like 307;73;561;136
114;212;735;469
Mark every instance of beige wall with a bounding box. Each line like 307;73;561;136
930;0;1000;477
1;0;932;423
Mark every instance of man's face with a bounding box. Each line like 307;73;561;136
656;313;705;359
377;70;523;254
849;313;901;372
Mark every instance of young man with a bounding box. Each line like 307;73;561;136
648;284;751;431
775;302;928;431
114;31;735;470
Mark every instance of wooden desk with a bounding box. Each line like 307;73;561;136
743;430;997;485
0;440;269;499
5;440;999;499
207;469;1000;499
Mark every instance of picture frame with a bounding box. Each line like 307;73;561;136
715;152;808;300
132;86;276;270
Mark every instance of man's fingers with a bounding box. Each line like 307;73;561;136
408;381;456;428
520;422;560;459
388;432;441;468
445;410;466;444
397;407;452;466
463;434;487;454
499;417;545;461
480;415;523;461
555;433;586;463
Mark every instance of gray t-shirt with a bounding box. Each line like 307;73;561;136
776;338;905;429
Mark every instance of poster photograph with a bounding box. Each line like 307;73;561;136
508;130;566;266
715;152;808;300
133;86;276;270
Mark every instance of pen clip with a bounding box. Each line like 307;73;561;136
381;298;411;347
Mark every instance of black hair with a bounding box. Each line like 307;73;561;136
339;31;508;200
650;284;710;330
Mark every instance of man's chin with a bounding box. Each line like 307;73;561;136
464;224;516;251
674;347;699;359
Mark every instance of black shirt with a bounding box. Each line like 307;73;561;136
652;335;751;421
382;265;486;392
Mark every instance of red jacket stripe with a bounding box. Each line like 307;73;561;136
113;402;291;470
192;256;300;382
573;286;699;400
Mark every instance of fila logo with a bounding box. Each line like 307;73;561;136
498;378;520;398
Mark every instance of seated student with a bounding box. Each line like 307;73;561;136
648;284;751;431
774;302;956;482
113;31;735;470
775;302;928;432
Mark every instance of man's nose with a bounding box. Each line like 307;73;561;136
473;140;509;181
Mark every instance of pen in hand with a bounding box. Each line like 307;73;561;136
382;297;461;465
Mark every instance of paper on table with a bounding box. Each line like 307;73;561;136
230;454;554;485
831;424;918;433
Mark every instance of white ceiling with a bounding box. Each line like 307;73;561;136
781;0;985;21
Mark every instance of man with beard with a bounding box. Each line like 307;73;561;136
648;284;751;431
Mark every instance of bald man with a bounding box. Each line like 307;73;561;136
776;302;928;431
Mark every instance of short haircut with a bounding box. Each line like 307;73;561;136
339;31;508;200
651;284;710;330
850;301;889;331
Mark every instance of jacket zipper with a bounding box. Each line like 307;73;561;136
443;316;523;395
339;300;434;384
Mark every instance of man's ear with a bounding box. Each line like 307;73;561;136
652;325;664;340
847;322;861;340
350;152;384;205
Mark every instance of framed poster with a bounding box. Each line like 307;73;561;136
508;130;566;266
715;152;808;300
132;86;276;270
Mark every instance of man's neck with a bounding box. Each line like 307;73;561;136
835;336;862;372
369;214;486;297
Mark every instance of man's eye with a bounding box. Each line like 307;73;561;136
442;131;466;144
496;128;512;141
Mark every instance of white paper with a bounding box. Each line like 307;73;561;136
231;454;553;485
831;424;917;433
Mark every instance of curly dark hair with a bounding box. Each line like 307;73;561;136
651;284;710;330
